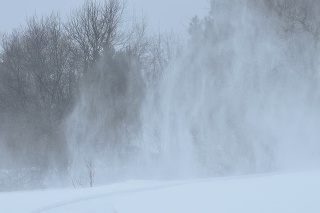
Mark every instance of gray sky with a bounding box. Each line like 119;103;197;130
0;0;208;34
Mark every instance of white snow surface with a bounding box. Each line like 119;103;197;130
1;171;320;213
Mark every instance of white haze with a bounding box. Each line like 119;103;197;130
65;0;320;185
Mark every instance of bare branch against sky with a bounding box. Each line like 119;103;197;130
0;0;208;33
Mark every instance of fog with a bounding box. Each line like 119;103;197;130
1;0;320;190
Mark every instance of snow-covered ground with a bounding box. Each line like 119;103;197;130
1;171;320;213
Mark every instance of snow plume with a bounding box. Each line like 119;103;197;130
140;0;320;177
65;52;146;184
65;0;320;185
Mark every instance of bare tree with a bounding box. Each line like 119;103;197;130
67;157;95;188
66;0;125;73
0;31;29;113
20;14;78;123
85;157;95;187
144;31;180;85
0;14;77;170
264;0;320;42
122;16;150;63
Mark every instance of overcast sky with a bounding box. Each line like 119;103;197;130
0;0;208;34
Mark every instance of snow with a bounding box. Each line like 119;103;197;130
1;171;320;213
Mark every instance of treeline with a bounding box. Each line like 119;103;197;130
1;0;320;189
0;0;176;176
